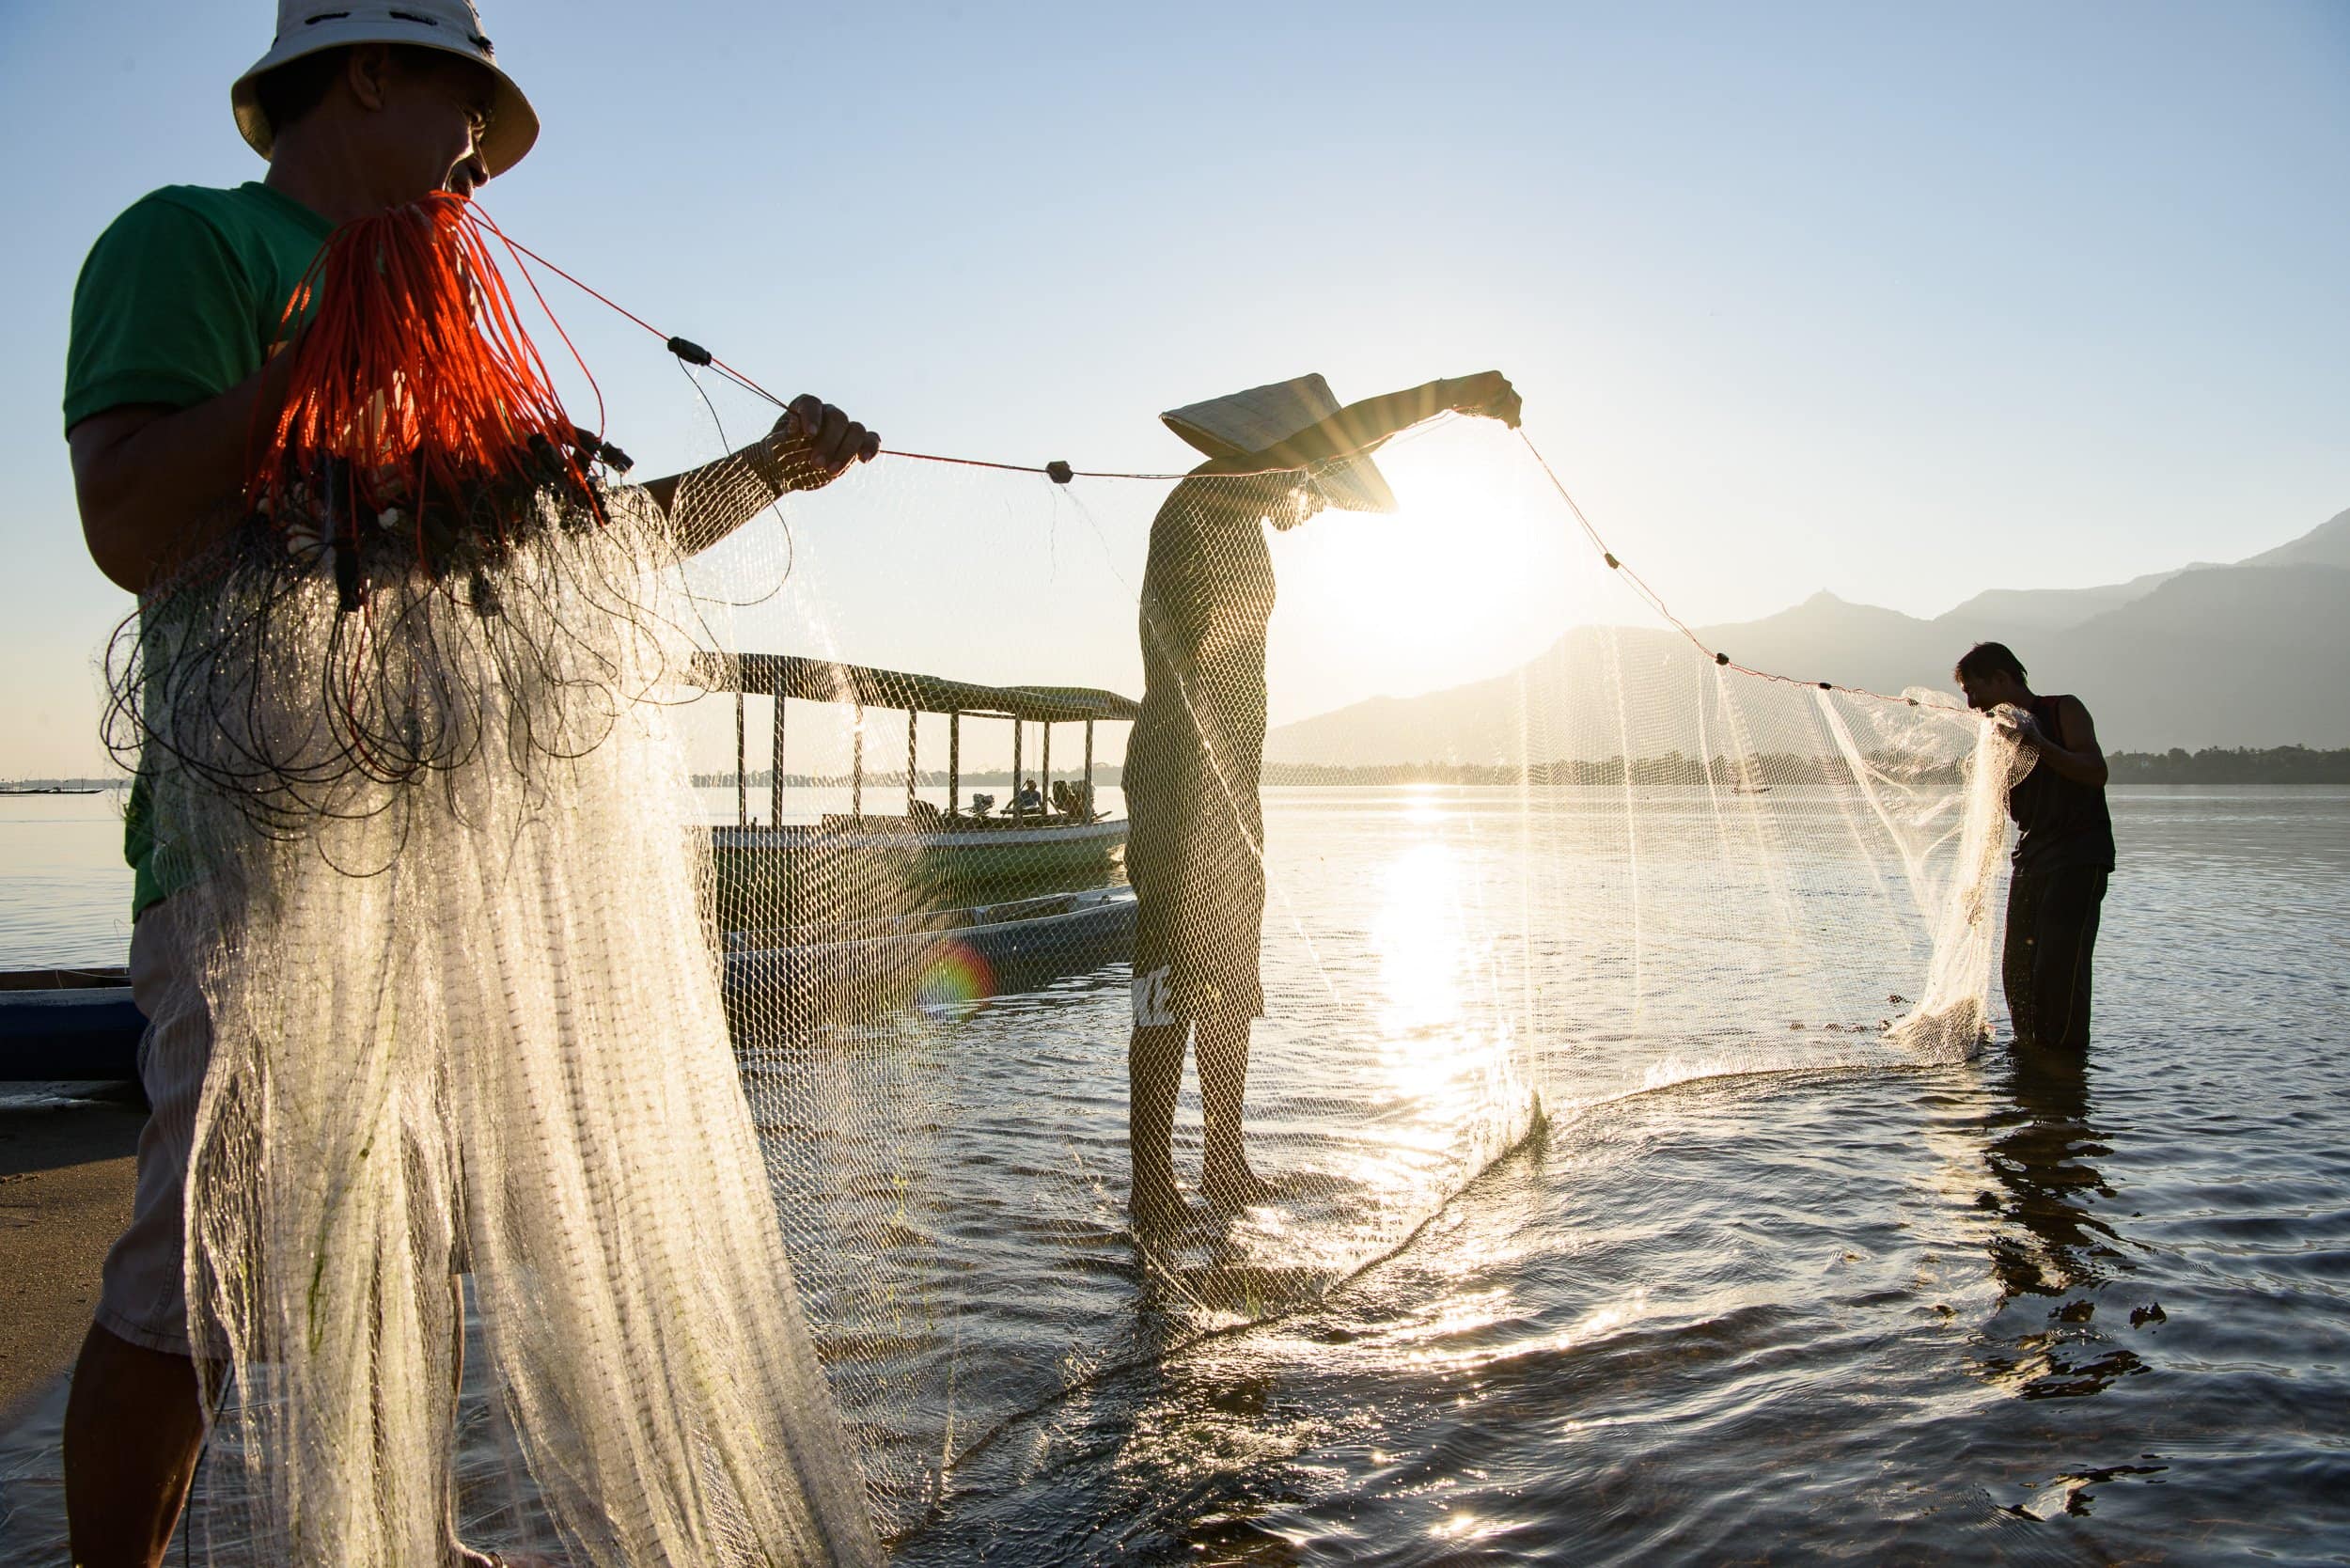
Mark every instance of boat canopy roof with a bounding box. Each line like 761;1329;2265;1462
695;652;1138;723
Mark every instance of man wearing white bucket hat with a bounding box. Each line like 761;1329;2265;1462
1124;370;1520;1231
61;6;881;1562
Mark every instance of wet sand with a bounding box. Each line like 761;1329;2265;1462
0;1088;143;1429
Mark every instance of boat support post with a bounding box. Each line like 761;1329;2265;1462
906;708;918;816
1012;719;1023;811
853;698;865;822
948;711;961;818
771;690;785;828
1042;723;1052;813
735;690;747;828
1084;718;1095;818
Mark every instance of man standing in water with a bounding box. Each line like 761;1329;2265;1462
1125;371;1519;1229
63;7;876;1560
1955;642;2115;1052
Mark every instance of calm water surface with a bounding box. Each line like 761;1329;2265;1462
885;788;2350;1565
0;789;136;969
2;788;2344;1563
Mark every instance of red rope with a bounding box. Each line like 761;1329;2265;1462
1514;431;1963;713
447;222;1969;713
486;226;791;412
482;221;1302;482
469;205;607;445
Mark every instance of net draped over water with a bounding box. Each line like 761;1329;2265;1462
116;403;2021;1560
673;417;2022;1541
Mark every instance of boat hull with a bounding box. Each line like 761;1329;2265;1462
723;886;1135;1028
711;817;1127;931
0;972;142;1081
0;888;1136;1078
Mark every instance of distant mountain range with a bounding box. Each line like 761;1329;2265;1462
1269;507;2350;760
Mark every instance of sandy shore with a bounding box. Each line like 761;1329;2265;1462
0;1086;144;1431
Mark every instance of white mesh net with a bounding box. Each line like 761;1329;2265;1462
124;492;880;1564
660;417;2023;1542
112;384;2019;1560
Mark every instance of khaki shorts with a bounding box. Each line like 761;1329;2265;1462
96;897;211;1357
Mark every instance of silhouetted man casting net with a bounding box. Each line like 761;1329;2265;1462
1124;370;1519;1230
1955;641;2115;1054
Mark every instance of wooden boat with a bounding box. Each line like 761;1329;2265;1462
697;651;1138;1017
2;657;1143;1075
694;652;1136;931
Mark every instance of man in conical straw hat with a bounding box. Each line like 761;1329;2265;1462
1125;370;1520;1230
62;5;882;1561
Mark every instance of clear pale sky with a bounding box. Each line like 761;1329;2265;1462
4;1;2345;778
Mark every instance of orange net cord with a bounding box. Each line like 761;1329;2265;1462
249;192;593;560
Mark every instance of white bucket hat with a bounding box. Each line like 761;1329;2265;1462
232;1;540;177
1161;373;1400;514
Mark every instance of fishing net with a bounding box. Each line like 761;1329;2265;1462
93;196;2022;1563
670;418;2025;1541
142;491;875;1566
105;201;880;1566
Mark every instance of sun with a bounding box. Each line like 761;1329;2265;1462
1264;422;1581;724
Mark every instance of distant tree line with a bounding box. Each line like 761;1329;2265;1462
1269;746;2350;787
18;748;2349;799
676;745;2350;792
691;768;1124;789
2104;746;2350;784
1261;753;1964;787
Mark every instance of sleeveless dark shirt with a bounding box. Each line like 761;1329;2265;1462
1121;474;1290;1019
2008;695;2115;875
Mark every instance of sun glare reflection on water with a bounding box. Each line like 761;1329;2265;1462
1373;840;1470;1037
1218;791;1539;1284
1337;800;1537;1242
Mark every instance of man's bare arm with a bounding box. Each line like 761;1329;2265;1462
638;393;880;557
2028;696;2108;787
70;354;303;596
1248;372;1521;469
74;366;880;582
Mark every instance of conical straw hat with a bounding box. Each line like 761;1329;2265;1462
1161;374;1399;514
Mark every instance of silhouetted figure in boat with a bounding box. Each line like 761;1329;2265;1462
1956;642;2115;1053
1125;370;1519;1230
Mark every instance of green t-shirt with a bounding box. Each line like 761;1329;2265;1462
64;181;336;916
